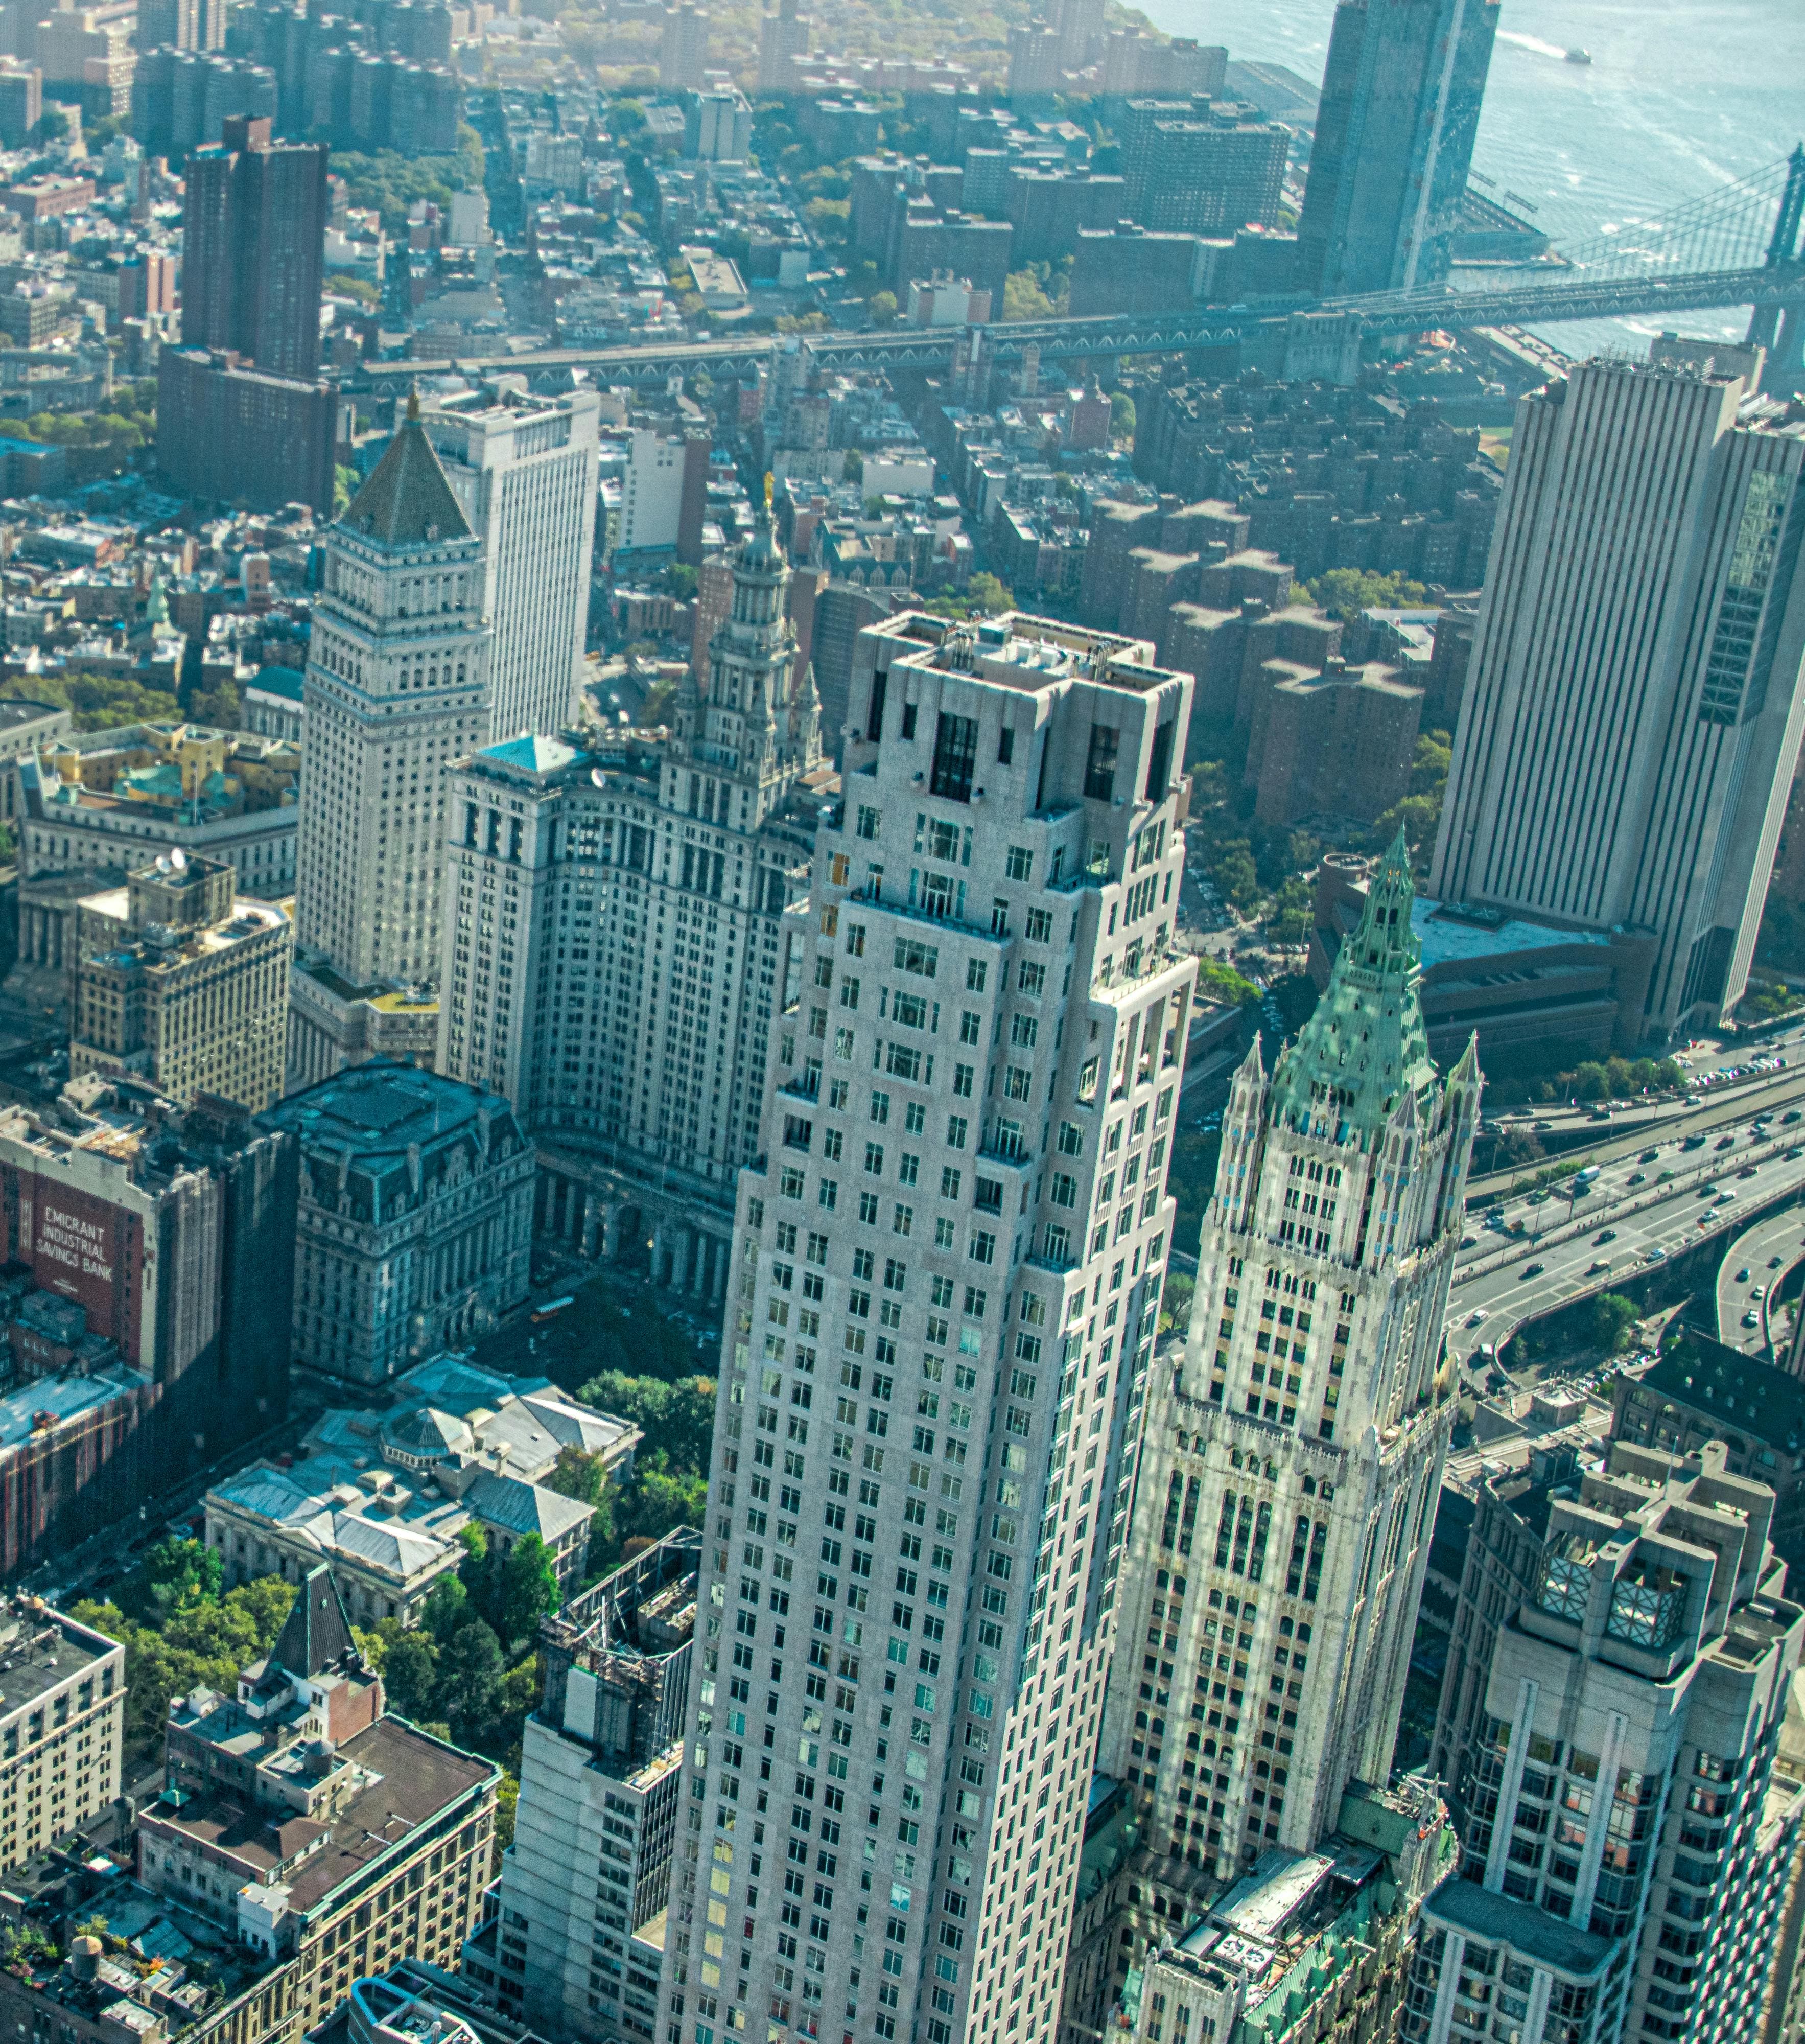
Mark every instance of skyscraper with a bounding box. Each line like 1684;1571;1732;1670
290;395;491;1084
178;113;327;380
1429;358;1805;1045
1295;0;1500;297
1095;839;1476;1911
158;112;333;511
422;385;603;744
1404;1441;1804;2044
438;503;824;1297
652;609;1197;2044
461;1531;701;2041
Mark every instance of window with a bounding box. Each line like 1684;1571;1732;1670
1004;846;1032;881
1084;725;1119;801
1026;909;1052;943
947;1116;968;1148
1058;1122;1083;1155
930;713;978;803
894;938;939;978
857;806;881;839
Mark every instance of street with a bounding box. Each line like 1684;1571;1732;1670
1448;1106;1805;1362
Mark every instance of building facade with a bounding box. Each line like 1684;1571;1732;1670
71;852;292;1111
260;1061;533;1386
1429;360;1805;1044
180;113;327;378
439;506;824;1298
0;1598;124;1873
651;608;1197;2044
290;393;492;1084
422;384;601;745
1294;0;1501;296
1404;1442;1805;2044
1096;838;1475;1911
463;1532;699;2042
154;346;338;515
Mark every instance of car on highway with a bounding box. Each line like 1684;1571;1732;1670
1466;1310;1488;1327
1743;1310;1761;1328
1739;1166;1759;1179
1629;1172;1647;1186
1646;1247;1667;1262
1595;1229;1618;1244
1772;1257;1785;1268
1737;1267;1751;1281
1717;1191;1738;1204
1460;1236;1477;1249
1787;1111;1802;1124
1682;1134;1707;1149
1791;1148;1804;1161
1716;1135;1737;1149
1587;1260;1611;1275
1521;1262;1545;1278
1640;1148;1661;1162
1698;1184;1719;1198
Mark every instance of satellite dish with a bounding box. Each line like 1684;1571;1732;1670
154;855;171;873
170;848;187;872
591;768;605;787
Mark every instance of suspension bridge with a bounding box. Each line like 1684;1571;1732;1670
354;145;1805;391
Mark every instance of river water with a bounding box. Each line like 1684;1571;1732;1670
1135;0;1805;355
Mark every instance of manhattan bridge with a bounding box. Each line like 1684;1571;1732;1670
364;144;1805;392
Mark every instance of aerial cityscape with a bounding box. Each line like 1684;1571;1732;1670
0;1;1790;2043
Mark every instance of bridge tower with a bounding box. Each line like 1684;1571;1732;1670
1748;141;1805;395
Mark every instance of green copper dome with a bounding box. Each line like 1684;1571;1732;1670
1269;829;1438;1146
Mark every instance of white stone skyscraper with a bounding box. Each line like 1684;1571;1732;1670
1429;357;1805;1044
652;610;1197;2044
290;395;492;1086
1097;838;1477;1910
436;500;824;1297
422;384;601;744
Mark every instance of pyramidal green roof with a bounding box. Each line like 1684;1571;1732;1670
1269;830;1438;1144
341;390;472;548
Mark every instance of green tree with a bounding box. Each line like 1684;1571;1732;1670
1269;876;1314;946
1586;1294;1640;1354
578;1374;716;1474
966;571;1014;615
495;1772;520;1852
1002;268;1055;322
663;562;698;602
334;464;360;515
423;1570;472;1643
617;1463;708;1550
546;1445;608;1505
1211;839;1260;913
1304;568;1431;622
120;1538;222;1622
493;1535;559;1650
382;1630;440;1722
1195;958;1261;1006
1110;392;1136;442
841;449;863;484
436;1621;505;1746
867;289;898;326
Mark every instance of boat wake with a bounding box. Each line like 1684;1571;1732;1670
1497;30;1572;58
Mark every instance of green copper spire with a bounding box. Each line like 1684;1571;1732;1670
1269;829;1437;1147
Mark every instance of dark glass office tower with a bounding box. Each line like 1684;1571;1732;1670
1296;0;1499;297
